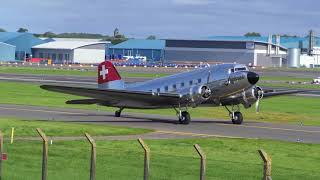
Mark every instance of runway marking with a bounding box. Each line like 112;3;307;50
0;106;85;115
216;123;320;134
156;130;257;139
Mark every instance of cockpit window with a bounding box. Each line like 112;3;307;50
235;67;247;71
229;66;248;73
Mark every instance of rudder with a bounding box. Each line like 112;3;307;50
97;61;125;89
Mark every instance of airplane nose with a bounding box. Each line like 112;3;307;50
247;72;259;85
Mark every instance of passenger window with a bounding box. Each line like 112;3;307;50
157;88;160;93
198;79;201;83
165;86;169;92
172;84;177;90
181;82;184;87
189;80;193;85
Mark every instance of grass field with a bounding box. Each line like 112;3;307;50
264;67;320;72
260;82;320;89
0;66;169;78
2;137;320;180
0;81;319;126
260;75;312;82
0;117;151;137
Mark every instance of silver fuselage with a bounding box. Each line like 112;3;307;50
125;63;257;108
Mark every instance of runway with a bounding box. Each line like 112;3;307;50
1;104;319;143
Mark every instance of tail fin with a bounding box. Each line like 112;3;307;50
98;61;125;89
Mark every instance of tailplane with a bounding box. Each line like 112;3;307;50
98;61;125;89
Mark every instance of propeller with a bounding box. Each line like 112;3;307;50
201;86;211;99
255;89;264;113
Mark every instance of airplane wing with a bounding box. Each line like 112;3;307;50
262;89;306;98
40;85;185;109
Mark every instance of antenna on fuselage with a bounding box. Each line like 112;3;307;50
206;70;211;84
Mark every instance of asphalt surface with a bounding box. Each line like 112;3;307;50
1;104;319;143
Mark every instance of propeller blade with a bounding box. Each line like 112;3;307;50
255;89;263;113
255;98;260;113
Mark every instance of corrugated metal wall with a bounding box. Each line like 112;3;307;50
0;43;15;61
164;48;254;64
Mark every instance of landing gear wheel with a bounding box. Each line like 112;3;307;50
179;111;191;125
115;107;124;117
232;111;243;125
115;110;121;117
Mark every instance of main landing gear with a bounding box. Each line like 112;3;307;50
174;106;191;124
225;105;243;125
115;107;124;117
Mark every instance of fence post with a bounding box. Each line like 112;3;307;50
36;128;48;180
138;138;150;180
85;133;96;180
194;144;206;180
10;127;14;144
258;149;272;180
0;130;3;180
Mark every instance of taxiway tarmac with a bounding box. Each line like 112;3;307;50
0;104;319;143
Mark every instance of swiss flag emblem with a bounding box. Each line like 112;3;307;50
98;61;121;84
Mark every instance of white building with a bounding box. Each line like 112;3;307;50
32;41;110;64
295;47;320;68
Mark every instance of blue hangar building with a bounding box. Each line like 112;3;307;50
108;39;165;62
0;32;44;61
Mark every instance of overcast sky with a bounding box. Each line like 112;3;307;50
0;0;319;38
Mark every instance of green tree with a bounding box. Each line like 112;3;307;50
244;32;261;37
280;34;298;38
146;35;156;40
0;28;6;32
111;38;127;45
43;31;57;38
17;28;28;33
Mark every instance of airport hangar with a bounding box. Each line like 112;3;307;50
108;39;165;61
0;32;44;61
32;40;110;64
108;38;287;67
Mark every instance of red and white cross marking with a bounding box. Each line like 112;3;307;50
99;64;108;80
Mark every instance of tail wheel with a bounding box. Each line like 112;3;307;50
179;111;191;125
232;112;243;125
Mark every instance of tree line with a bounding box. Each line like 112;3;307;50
0;27;158;45
244;32;299;38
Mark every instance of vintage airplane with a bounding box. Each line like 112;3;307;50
41;61;302;125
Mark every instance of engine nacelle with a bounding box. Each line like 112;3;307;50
220;86;263;108
242;86;263;108
186;85;212;107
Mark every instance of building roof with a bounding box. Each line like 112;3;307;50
0;42;16;48
32;41;108;50
39;37;104;42
166;38;288;50
0;32;28;42
110;39;165;50
207;36;320;49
